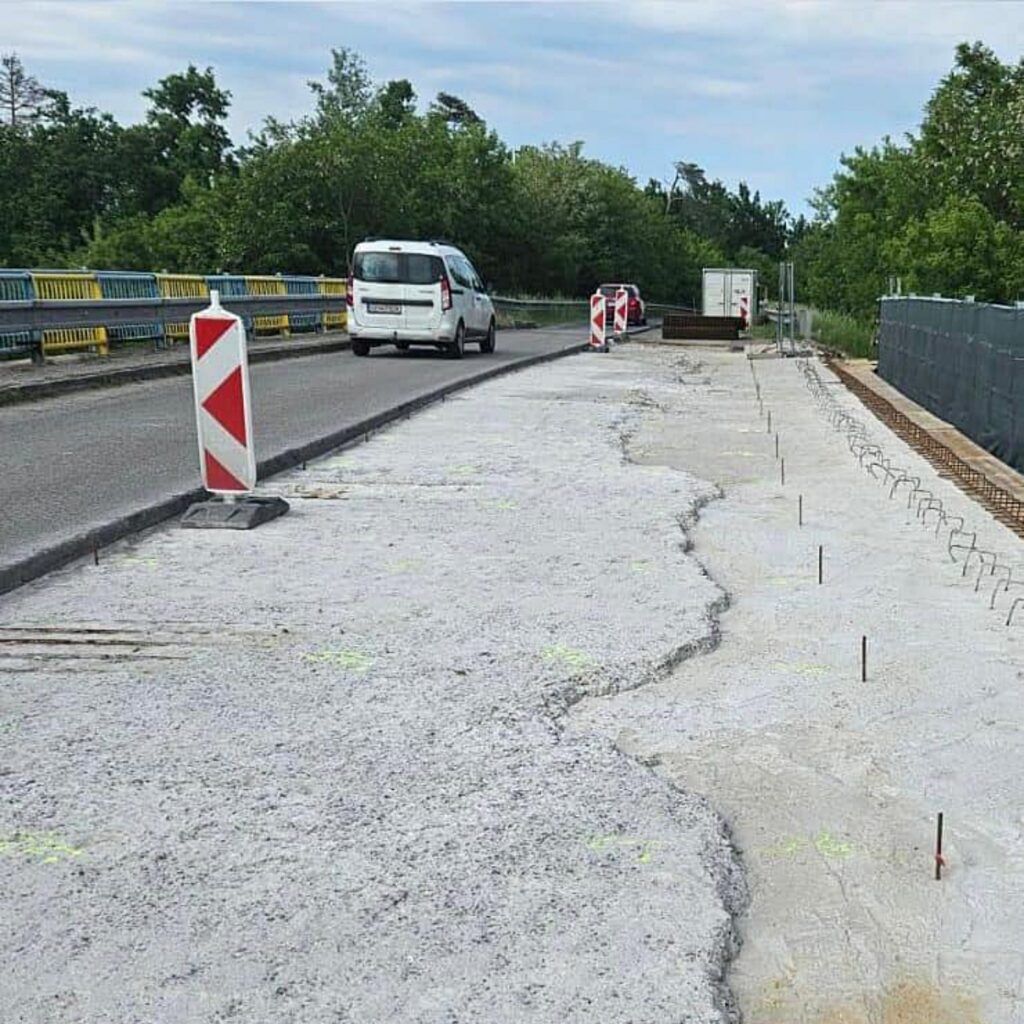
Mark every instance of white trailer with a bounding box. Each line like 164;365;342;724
702;268;758;327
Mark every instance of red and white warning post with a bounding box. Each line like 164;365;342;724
189;291;257;495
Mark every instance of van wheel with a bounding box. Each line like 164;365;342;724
352;340;370;357
396;342;409;352
448;321;465;359
480;319;496;354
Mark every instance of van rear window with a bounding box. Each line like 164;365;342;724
354;252;445;284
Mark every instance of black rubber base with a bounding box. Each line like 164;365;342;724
180;496;290;530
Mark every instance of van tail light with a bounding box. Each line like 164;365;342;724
440;274;452;312
629;298;639;309
346;274;353;307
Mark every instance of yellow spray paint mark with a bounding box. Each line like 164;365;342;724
487;499;518;511
301;649;373;673
542;645;592;669
586;835;662;864
774;660;830;677
0;832;85;864
630;560;652;573
452;465;478;476
767;576;797;587
759;836;809;859
815;831;854;859
386;559;421;574
721;450;759;458
0;719;20;735
759;831;854;860
117;557;159;569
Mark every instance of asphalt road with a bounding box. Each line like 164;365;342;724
0;326;586;576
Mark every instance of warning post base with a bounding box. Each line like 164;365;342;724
180;496;290;531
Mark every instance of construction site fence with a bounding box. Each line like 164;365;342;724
878;295;1024;475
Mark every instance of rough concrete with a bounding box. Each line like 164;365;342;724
0;349;744;1022
571;350;1024;1022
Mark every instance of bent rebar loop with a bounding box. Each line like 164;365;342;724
992;572;1020;611
889;472;920;501
947;521;975;562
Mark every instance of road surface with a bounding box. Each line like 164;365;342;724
0;327;585;581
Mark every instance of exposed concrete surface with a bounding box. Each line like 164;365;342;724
0;350;744;1022
571;351;1024;1022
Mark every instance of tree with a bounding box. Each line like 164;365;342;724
0;53;46;128
918;42;1024;227
375;80;416;129
308;47;372;125
429;92;481;127
140;64;234;209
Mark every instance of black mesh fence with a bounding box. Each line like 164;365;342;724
878;296;1024;474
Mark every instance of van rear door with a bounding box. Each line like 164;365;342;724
353;251;406;330
352;250;444;332
402;253;444;331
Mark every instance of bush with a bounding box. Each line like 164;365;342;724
812;309;875;358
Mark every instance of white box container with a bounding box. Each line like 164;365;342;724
702;268;758;326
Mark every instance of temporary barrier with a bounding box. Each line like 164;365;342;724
245;275;289;335
879;296;1024;474
156;273;209;344
281;275;321;333
95;271;162;344
590;293;607;350
31;272;108;356
0;271;40;360
613;287;628;336
317;277;348;332
190;291;256;494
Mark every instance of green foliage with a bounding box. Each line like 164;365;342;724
812;310;875;359
1;49;789;302
799;41;1024;319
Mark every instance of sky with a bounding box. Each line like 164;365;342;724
5;1;1024;216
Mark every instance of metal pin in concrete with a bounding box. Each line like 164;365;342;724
93;547;99;566
861;635;867;682
780;458;785;485
818;545;823;584
767;410;772;433
935;812;945;880
775;434;779;459
799;494;803;526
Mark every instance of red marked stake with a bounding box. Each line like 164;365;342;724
935;812;945;881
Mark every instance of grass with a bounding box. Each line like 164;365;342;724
812;310;876;359
492;298;586;330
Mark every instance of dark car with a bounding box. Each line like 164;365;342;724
599;283;646;326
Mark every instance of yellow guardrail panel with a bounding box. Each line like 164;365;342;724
31;272;102;301
42;327;109;356
155;274;209;299
318;277;348;331
155;274;209;341
31;273;109;355
245;276;289;335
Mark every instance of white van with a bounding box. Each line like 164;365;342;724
347;239;496;358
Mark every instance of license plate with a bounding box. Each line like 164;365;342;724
368;303;401;315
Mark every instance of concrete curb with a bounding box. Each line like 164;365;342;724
0;340;588;599
0;336;353;408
